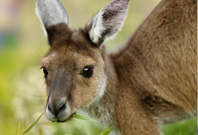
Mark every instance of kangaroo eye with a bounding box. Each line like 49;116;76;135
81;66;94;78
41;67;48;78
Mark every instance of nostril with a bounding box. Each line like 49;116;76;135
48;104;52;112
58;101;66;113
47;98;67;116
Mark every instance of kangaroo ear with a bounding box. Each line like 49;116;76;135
36;0;69;44
88;0;130;47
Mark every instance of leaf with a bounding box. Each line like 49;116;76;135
72;114;98;122
22;113;44;135
98;127;111;135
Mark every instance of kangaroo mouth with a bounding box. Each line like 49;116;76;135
56;112;77;123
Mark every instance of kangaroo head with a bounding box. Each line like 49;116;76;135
36;0;129;122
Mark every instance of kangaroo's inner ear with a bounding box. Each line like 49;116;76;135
36;0;69;46
88;0;130;48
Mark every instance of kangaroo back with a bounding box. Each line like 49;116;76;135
111;0;197;124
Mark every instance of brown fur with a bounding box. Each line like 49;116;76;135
40;0;196;134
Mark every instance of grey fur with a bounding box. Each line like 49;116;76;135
36;0;69;27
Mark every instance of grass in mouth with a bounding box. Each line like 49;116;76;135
72;113;98;122
98;127;112;135
20;113;112;135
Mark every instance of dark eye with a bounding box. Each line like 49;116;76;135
41;67;48;78
81;66;94;78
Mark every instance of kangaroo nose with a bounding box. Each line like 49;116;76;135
47;98;66;116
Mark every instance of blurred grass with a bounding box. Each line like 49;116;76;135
0;0;197;135
162;118;197;135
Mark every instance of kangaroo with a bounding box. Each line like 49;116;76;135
36;0;197;134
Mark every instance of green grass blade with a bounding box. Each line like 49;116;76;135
38;127;43;135
98;127;111;135
72;114;98;122
16;122;22;135
22;113;44;135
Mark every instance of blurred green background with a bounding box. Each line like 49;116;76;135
0;0;196;135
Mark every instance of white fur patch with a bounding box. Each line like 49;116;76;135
51;53;56;58
46;107;57;121
89;0;129;46
89;10;106;44
96;68;107;98
83;94;118;132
